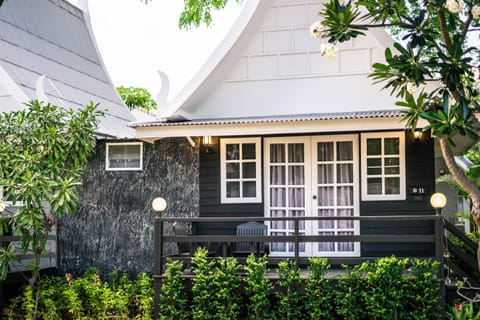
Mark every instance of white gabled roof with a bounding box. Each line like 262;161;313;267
148;0;401;131
0;0;134;139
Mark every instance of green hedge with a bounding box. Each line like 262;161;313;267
159;249;441;320
4;253;441;319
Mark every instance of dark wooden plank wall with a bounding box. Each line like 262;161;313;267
199;132;436;258
198;141;263;235
360;131;436;257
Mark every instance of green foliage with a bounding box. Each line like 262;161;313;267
191;247;242;320
116;86;157;112
244;254;273;320
4;256;441;319
133;272;155;320
159;259;188;320
4;268;154;319
214;257;242;320
275;259;302;320
178;0;243;29
0;101;101;285
334;264;368;320
191;247;217;320
304;257;334;319
447;302;480;320
361;256;440;319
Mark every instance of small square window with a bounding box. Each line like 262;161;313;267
221;138;261;203
106;142;143;171
361;132;405;201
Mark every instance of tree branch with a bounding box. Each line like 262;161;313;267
437;8;453;49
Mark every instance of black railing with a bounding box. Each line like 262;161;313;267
154;215;444;272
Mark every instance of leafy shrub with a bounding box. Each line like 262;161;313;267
244;254;273;320
276;259;302;320
304;257;334;319
334;264;368;320
214;257;242;319
191;247;217;320
159;259;188;320
4;268;154;319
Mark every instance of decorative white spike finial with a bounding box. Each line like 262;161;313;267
35;75;49;103
156;70;170;112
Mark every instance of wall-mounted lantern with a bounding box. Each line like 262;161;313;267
413;130;422;141
152;197;167;214
203;135;214;153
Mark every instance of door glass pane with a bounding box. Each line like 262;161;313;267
384;138;399;155
226;144;240;160
318;164;333;184
243;163;256;178
318;187;334;206
337;141;353;160
243;182;256;197
288;166;304;185
226;163;239;179
318;231;335;252
337;186;353;206
271;210;286;229
318;209;334;229
367;178;382;194
270;144;285;163
226;182;240;198
338;231;354;252
367;138;381;155
288;210;305;230
385;177;400;194
317;142;333;161
337;164;353;183
289;188;305;207
337;209;353;229
288;144;304;162
270;188;286;206
270;166;285;185
242;143;256;159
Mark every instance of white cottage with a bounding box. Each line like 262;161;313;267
132;0;438;260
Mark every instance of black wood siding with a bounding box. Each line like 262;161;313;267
199;132;435;258
360;131;436;257
198;142;263;236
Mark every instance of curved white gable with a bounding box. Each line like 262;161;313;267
164;0;399;120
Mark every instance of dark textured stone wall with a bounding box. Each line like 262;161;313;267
58;138;199;276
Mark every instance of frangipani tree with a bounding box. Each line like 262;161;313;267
0;101;101;290
311;0;480;265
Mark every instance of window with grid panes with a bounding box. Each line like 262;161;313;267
220;138;261;203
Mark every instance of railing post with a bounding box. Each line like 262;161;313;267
435;215;446;319
154;218;164;319
294;218;299;266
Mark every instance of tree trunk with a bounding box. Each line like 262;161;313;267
439;137;480;271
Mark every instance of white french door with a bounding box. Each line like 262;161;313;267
265;135;359;257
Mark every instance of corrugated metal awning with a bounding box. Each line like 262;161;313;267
131;109;403;128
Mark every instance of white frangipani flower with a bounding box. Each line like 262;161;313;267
406;82;417;95
445;0;464;14
320;43;339;60
310;21;326;39
472;5;480;19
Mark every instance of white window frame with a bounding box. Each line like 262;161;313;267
106;142;143;171
220;138;262;203
361;132;405;201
